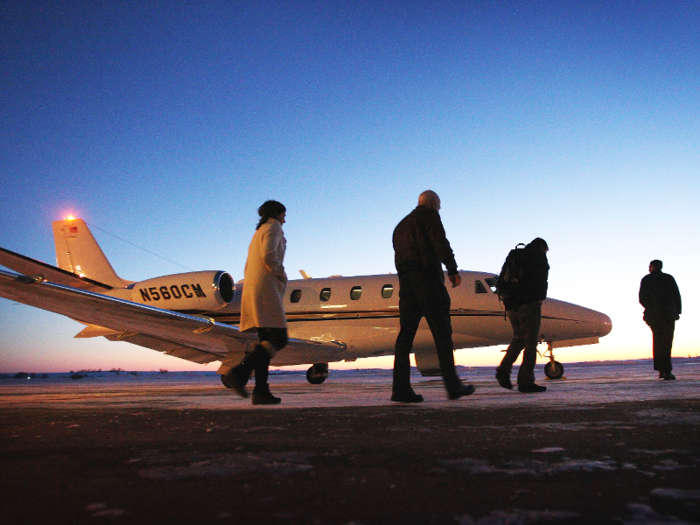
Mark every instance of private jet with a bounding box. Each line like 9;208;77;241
0;218;612;387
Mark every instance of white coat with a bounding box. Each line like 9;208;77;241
239;218;288;332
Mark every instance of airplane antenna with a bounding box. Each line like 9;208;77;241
86;222;195;271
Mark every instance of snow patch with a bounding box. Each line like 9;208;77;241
442;457;618;476
136;451;314;480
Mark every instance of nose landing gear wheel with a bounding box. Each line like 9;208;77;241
542;341;565;380
544;360;564;379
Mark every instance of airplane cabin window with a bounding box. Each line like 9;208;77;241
381;284;393;299
320;288;331;302
350;286;362;300
475;280;488;294
484;277;498;293
290;289;302;303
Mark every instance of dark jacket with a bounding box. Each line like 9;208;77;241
506;241;549;309
639;270;682;324
393;205;458;282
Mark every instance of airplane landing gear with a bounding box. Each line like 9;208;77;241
306;363;329;384
544;360;564;380
221;370;249;389
542;342;564;379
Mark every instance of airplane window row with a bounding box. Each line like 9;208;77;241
289;284;395;304
289;278;497;304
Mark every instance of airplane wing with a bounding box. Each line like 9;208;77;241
0;268;346;366
0;247;112;291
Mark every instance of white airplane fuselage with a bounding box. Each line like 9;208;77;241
219;273;613;368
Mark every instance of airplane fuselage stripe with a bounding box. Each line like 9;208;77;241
206;311;594;326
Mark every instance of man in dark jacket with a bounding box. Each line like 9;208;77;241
391;190;474;402
495;238;550;393
639;260;682;380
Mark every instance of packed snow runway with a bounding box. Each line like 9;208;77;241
2;358;699;410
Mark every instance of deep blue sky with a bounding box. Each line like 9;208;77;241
1;1;698;372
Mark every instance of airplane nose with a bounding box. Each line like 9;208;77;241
580;307;613;337
597;311;613;337
543;299;613;338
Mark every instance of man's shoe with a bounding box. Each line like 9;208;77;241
495;369;513;390
252;391;282;405
662;372;676;380
391;391;424;403
448;384;475;400
518;384;547;393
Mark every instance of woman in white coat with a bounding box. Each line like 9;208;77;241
229;200;289;405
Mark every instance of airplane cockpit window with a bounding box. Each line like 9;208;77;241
290;289;302;303
381;284;393;299
475;280;488;294
350;286;362;300
320;288;331;302
484;277;498;293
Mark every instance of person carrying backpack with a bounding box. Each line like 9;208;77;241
495;237;550;393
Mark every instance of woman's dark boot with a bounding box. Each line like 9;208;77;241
226;345;269;398
252;387;281;405
251;352;280;404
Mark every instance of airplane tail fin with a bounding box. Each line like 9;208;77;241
52;218;130;288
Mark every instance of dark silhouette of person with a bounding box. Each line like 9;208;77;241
639;260;682;380
391;190;475;403
495;238;549;393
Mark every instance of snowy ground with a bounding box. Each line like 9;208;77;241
1;358;699;410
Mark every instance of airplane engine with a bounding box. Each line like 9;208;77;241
130;270;234;312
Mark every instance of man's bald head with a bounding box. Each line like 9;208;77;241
418;190;441;211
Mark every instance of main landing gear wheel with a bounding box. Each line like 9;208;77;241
544;360;564;380
221;371;249;389
306;363;329;385
542;341;564;379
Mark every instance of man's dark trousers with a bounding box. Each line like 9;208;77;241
497;301;542;387
393;271;460;394
649;321;675;373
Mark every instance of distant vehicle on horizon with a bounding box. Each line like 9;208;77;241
0;218;611;388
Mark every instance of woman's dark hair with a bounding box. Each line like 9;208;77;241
256;200;286;230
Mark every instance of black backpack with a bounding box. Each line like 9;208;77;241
496;243;527;309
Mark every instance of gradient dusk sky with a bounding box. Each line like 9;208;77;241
1;1;698;372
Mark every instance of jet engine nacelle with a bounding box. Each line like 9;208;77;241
130;270;234;312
